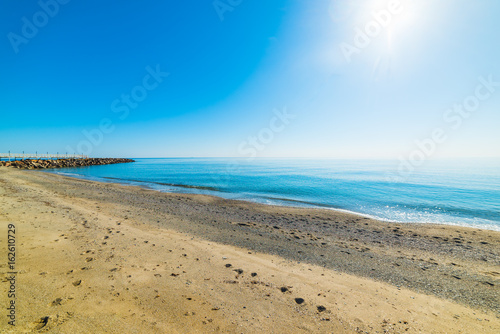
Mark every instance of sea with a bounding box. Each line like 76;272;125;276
43;158;500;231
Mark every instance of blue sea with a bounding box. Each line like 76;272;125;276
44;158;500;231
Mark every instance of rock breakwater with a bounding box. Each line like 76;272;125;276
0;158;134;169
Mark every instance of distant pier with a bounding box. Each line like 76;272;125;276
0;153;88;161
0;157;134;169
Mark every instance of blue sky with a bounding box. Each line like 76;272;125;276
1;0;499;158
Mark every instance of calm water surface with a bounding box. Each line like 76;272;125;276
44;158;500;231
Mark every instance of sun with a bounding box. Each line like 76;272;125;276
329;0;424;49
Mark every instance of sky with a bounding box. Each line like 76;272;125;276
0;0;499;159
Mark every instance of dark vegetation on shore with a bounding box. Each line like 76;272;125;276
0;158;134;169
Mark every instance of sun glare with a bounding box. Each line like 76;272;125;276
330;0;425;46
327;0;430;79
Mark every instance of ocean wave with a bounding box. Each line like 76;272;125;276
100;176;222;192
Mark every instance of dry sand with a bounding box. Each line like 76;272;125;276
0;168;499;333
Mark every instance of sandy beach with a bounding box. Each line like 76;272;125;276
0;168;499;333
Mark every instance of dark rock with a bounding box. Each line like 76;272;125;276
317;305;327;312
0;158;134;170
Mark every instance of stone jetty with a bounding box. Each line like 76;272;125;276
0;158;134;170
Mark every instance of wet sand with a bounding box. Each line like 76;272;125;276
0;168;499;333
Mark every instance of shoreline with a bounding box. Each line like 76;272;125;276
1;168;499;333
43;169;500;232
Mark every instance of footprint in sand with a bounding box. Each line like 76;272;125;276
32;316;50;330
50;298;64;306
31;313;73;331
